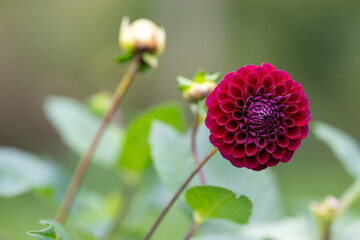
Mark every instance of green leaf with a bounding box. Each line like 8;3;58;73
149;122;283;221
0;147;58;197
185;186;252;224
44;96;124;169
27;219;73;240
142;53;159;69
312;121;360;179
150;121;196;191
119;103;184;170
206;72;221;82
113;51;134;64
176;76;193;91
195;217;312;240
193;70;206;83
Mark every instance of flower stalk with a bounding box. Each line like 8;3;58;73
54;52;143;224
183;222;200;240
143;147;218;240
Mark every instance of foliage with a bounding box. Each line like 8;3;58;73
27;219;72;240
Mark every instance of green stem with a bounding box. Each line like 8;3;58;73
337;178;360;217
143;147;218;240
191;104;206;184
183;222;199;240
55;53;142;224
321;222;331;240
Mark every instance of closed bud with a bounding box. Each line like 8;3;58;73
177;70;220;104
119;17;166;55
310;195;340;229
183;82;217;103
88;91;112;116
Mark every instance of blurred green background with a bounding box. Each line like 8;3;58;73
1;0;360;239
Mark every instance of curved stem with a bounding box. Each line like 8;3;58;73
143;147;218;240
55;53;142;223
183;222;199;240
321;222;331;240
191;104;206;184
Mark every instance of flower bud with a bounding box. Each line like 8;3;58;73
310;195;340;228
183;82;217;103
177;70;220;104
88;91;112;116
119;17;166;55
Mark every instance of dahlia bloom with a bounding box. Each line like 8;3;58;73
205;63;310;171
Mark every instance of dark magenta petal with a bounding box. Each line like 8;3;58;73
244;155;259;169
271;70;285;83
216;113;228;126
207;104;222;118
257;148;270;164
298;96;309;110
280;150;294;163
255;137;267;148
223;72;236;81
236;67;252;78
265;157;280;167
288;92;301;103
225;119;239;131
288;139;301;151
216;91;228;102
300;125;309;140
273;83;287;96
232;110;243;120
285;79;294;90
245;137;257;156
262;62;276;72
287;126;302;140
235;131;248;144
253;164;268;171
212;125;227;138
231;144;246;158
205;116;216;129
285;118;295;127
272;146;286;159
292;110;310;127
229;156;245;168
266;142;276;153
228;84;244;98
220;99;235;113
235;98;245;108
254;66;269;79
223;131;235;144
277;135;289;148
245;85;255;96
261;75;275;89
246;72;259;85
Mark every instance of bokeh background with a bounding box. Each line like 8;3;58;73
1;0;360;239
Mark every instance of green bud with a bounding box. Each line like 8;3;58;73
177;70;220;103
88;91;112;116
310;195;340;229
183;82;217;103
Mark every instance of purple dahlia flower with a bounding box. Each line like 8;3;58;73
205;63;310;171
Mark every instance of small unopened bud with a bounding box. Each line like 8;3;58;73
177;70;220;104
119;17;166;55
88;91;112;116
310;195;340;228
183;82;217;103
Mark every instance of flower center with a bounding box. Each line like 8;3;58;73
244;98;281;137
